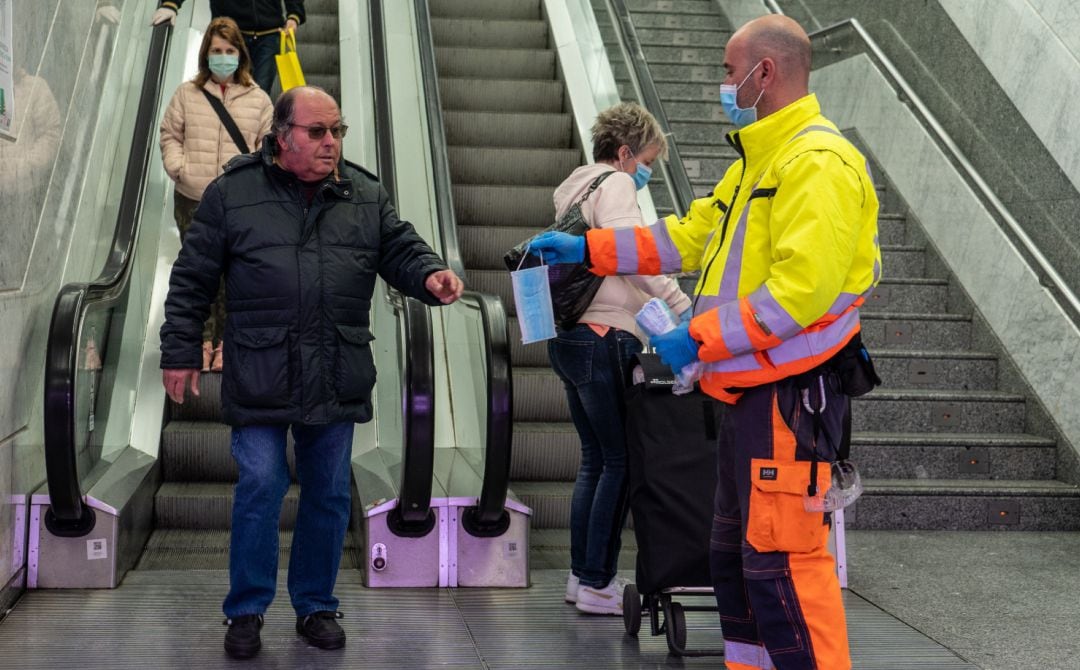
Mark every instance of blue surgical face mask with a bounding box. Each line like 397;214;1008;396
719;60;765;129
208;53;240;79
632;162;652;190
511;251;557;344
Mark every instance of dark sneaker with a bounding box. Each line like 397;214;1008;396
223;614;263;659
296;611;346;649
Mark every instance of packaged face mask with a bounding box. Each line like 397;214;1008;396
511;249;557;344
803;460;863;513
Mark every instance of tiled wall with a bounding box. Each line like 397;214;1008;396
0;0;139;592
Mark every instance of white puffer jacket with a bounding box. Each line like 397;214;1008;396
159;79;273;200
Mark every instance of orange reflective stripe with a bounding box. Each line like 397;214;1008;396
788;544;852;670
690;310;733;361
771;391;796;462
585;228;619;275
741;297;782;350
635;228;662;275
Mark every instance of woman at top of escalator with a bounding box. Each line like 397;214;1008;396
159;16;273;372
549;102;691;616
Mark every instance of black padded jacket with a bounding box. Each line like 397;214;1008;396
159;0;305;32
160;142;448;426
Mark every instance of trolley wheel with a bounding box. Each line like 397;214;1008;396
665;601;687;656
622;583;641;636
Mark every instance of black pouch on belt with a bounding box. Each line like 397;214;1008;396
831;332;882;397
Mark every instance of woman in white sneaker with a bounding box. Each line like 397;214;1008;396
159;16;273;372
549;103;691;615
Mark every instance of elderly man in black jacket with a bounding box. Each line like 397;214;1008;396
160;86;463;659
152;0;305;93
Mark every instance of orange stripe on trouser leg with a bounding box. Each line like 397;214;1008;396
788;543;851;670
770;390;797;462
634;228;662;275
741;298;783;350
690;310;733;361
585;228;619;275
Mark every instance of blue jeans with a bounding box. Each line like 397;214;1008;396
548;325;642;588
244;33;279;95
223;422;354;618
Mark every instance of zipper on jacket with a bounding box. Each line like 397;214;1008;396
693;135;746;311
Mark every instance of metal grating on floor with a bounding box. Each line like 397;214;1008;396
0;570;977;669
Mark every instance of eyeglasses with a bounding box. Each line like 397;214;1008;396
289;123;348;140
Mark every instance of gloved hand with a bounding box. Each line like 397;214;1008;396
528;231;584;264
150;6;177;26
651;321;700;373
678;308;693;324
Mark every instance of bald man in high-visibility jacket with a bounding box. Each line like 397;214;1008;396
531;15;879;670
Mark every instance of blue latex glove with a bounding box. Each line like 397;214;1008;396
678;308;693;324
529;231;584;264
651;321;700;373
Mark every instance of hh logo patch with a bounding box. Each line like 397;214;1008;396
759;467;778;481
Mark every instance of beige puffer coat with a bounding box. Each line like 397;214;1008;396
159;79;273;200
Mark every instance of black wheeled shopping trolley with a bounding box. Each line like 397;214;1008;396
622;354;724;658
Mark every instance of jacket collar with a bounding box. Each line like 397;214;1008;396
259;141;355;199
726;93;821;170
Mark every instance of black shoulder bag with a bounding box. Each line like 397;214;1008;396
201;88;251;155
503;170;614;331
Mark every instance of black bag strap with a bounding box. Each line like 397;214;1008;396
572;170;615;210
201;88;251;155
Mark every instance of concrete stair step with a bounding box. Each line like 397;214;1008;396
430;0;542;20
154;482;300;530
625;0;717;15
870;350;997;391
861;313;972;350
630;26;732;47
852;432;1057;480
599;4;727;30
160;421;300;482
444;110;573;149
436;46;555;79
453;184;555;227
850;479;1080;531
135;528;362;570
440;77;565;113
432;17;549;49
449;146;580;186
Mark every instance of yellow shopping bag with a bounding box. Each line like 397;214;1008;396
276;29;306;92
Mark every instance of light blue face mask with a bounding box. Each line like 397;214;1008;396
719;60;765;129
632;162;652;190
208;53;240;79
511;248;557;344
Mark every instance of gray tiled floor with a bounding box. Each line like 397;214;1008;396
0;566;976;669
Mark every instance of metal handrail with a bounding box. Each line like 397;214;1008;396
370;0;435;526
414;0;515;531
761;0;1080;324
604;0;696;216
42;23;173;537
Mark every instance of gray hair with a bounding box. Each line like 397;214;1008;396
591;102;668;162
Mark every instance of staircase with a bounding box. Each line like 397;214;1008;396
589;0;1080;530
136;1;363;571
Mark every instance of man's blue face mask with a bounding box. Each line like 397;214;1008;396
719;60;765;129
511;250;557;344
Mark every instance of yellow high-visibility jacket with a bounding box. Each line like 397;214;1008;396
586;94;881;403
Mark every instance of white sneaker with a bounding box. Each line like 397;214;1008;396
565;573;580;603
575;578;624;615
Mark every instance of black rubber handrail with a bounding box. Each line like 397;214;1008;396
605;0;696;217
42;23;173;537
370;0;435;528
414;0;515;532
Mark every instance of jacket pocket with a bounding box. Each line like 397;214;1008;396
334;324;376;402
229;326;290;408
745;458;831;554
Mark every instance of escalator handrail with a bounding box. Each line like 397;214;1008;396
762;0;1080;326
42;23;173;534
414;0;515;526
370;0;435;524
604;0;696;217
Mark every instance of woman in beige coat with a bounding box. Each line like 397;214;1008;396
159;16;273;371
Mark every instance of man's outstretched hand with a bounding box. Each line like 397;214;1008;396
527;231;584;264
163;369;200;404
651;321;700;373
426;269;464;304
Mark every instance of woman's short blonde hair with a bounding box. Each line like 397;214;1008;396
591;102;668;162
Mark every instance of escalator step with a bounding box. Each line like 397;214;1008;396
429;0;542;20
160;421;297;482
452;184;555;227
136;528;362;570
440;77;564;113
444;110;573;149
154;482;300;530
